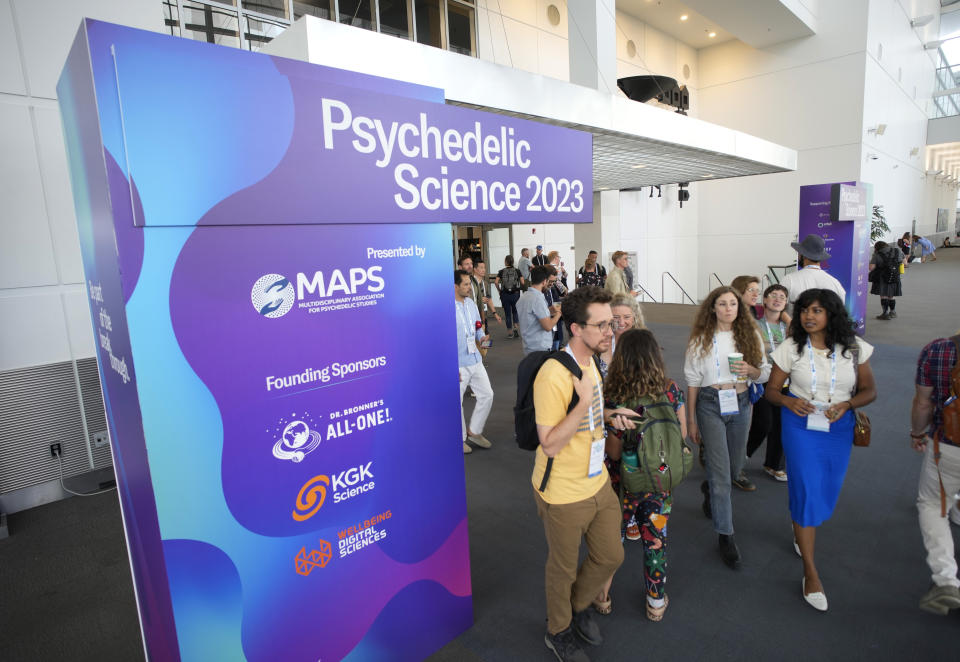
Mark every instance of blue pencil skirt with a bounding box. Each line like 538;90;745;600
780;400;854;527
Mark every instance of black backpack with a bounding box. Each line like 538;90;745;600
500;267;520;293
515;351;601;491
881;249;899;284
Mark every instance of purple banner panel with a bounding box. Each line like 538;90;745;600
798;182;872;334
101;23;593;227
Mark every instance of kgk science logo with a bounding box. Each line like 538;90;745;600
291;463;375;522
251;273;294;318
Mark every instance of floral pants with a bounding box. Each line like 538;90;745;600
622;490;672;601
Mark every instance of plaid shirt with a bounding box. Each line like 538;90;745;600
915;337;960;446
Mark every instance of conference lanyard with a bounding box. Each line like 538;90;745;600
712;335;729;384
566;346;605;478
565;346;601;431
807;338;837;402
456;301;476;354
763;320;786;352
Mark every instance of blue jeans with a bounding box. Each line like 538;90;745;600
500;290;520;329
696;387;751;535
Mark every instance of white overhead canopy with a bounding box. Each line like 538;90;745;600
264;17;797;191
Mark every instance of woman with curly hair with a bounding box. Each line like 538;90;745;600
765;289;876;611
684;286;769;569
604;329;687;621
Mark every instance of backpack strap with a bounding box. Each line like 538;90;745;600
536;352;585;492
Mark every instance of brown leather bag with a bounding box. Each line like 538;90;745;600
851;344;870;447
937;335;960;444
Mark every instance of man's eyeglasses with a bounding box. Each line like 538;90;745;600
582;321;615;333
766;293;787;301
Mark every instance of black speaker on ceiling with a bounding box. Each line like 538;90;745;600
618;75;690;115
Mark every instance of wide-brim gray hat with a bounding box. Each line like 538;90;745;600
791;234;831;262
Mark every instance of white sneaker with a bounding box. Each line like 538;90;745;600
467;433;492;449
463;442;473;454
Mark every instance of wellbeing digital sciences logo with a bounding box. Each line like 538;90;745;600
251;273;295;318
295;540;332;576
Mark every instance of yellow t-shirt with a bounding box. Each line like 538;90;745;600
530;357;608;504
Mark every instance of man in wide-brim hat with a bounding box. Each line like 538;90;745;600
779;234;847;310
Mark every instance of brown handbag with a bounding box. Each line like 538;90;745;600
851;345;871;447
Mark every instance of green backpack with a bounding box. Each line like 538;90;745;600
619;394;693;494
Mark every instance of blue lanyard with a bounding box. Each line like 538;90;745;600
806;338;837;402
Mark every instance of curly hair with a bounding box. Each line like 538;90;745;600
688;286;762;367
788;289;857;358
609;293;646;330
605;329;668;403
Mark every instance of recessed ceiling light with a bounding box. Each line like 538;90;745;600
703;174;714;177
631;164;647;169
708;31;717;38
680;15;688;21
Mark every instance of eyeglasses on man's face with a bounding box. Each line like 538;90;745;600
582;320;615;333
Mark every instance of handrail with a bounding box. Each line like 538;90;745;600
707;272;724;292
766;263;797;285
661;271;697;305
761;274;771;292
635;282;658;303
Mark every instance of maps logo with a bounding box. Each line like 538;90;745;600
251;274;294;318
291;462;375;522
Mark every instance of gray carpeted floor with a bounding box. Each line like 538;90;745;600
1;248;958;662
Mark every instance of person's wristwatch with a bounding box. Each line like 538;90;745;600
910;431;926;440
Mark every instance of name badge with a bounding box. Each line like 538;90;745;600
588;438;605;477
807;400;831;432
718;387;739;416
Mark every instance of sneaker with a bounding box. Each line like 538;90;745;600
876;313;891;320
467;433;492;449
763;466;788;482
625;518;641;541
732;473;757;492
719;534;741;569
889;311;898;318
572;608;603;646
463;442;472;454
919;584;960;615
544;628;591;662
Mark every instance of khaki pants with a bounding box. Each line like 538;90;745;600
533;481;624;634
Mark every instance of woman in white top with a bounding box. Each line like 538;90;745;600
765;289;876;612
684;287;770;570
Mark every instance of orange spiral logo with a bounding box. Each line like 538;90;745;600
292;475;330;521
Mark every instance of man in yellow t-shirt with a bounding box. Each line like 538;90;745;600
532;286;627;662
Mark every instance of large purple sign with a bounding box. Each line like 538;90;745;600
57;19;592;661
798;182;872;334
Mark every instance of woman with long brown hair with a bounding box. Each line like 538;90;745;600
605;329;688;621
683;286;769;569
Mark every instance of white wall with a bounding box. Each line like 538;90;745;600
475;0;569;80
692;0;948;297
0;0;162;372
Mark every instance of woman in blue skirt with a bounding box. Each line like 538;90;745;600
765;289;876;611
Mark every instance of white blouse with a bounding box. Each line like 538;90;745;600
770;337;874;402
683;330;771;387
